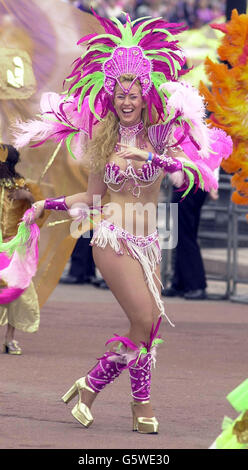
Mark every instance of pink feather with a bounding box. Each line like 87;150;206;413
174;126;233;191
160;81;210;158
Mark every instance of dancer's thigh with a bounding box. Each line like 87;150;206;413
93;244;161;334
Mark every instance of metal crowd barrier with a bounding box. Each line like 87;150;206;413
198;174;248;302
159;174;248;302
229;204;248;304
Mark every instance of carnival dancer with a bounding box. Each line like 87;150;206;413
12;12;232;432
0;144;45;354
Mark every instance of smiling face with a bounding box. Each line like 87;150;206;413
113;79;145;127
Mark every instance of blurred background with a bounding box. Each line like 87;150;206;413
0;0;247;304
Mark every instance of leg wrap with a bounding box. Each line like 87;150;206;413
129;317;163;402
129;352;152;402
86;351;127;393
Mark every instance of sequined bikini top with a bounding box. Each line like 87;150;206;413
104;160;161;197
104;121;162;197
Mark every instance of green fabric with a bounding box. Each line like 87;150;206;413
215;379;248;449
0;221;30;256
227;378;248;412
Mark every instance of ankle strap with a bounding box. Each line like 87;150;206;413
77;377;95;394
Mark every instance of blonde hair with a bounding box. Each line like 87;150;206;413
85;74;157;173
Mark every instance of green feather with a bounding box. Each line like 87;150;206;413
135;347;148;364
88;33;122;46
64;76;76;83
181;167;194;198
146;47;179;56
182;116;194;129
159;86;171;100
162;106;177;124
152;338;164;346
110;16;127;37
181;163;205;198
147;53;175;76
110;16;134;45
67;71;102;97
89;81;105;121
67;76;92;97
81;44;113;58
38;114;77;131
77;81;95;112
131;16;153;25
0;222;31;256
90;57;110;64
136;27;174;44
132;17;163;43
184;161;204;190
152;28;174;39
65;132;78;160
151;71;168;87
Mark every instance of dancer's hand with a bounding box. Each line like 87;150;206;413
26;200;45;223
116;143;149;162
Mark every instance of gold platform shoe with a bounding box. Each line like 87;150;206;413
61;377;94;428
131;401;159;434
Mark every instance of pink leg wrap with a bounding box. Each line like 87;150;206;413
129;317;163;402
86;352;127;393
129;352;153;402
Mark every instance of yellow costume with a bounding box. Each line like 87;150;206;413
0;176;46;332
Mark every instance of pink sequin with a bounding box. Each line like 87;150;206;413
103;46;152;96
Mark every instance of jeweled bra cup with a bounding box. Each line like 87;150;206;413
104;161;162;197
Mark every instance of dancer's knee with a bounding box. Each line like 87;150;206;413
130;315;154;344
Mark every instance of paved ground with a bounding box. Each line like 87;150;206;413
1;283;248;451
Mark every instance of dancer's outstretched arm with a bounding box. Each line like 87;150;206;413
30;171;107;221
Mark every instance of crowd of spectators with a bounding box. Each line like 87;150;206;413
62;0;226;28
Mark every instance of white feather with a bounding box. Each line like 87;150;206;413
160;81;210;158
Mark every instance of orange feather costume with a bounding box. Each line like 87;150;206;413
199;9;248;215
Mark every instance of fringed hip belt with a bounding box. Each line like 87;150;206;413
90;220;174;327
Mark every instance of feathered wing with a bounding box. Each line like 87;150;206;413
148;80;232;194
12;92;93;160
12;12;189;153
199;9;248;212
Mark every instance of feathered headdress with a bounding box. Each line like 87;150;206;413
13;11;189;157
199;9;248;211
12;9;232;192
65;11;188;130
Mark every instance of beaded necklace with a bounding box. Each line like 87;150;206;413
118;121;146;149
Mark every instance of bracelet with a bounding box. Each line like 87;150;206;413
147;152;153;163
44;196;68;211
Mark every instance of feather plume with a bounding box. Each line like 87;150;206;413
160;81;210;158
199;9;248;213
